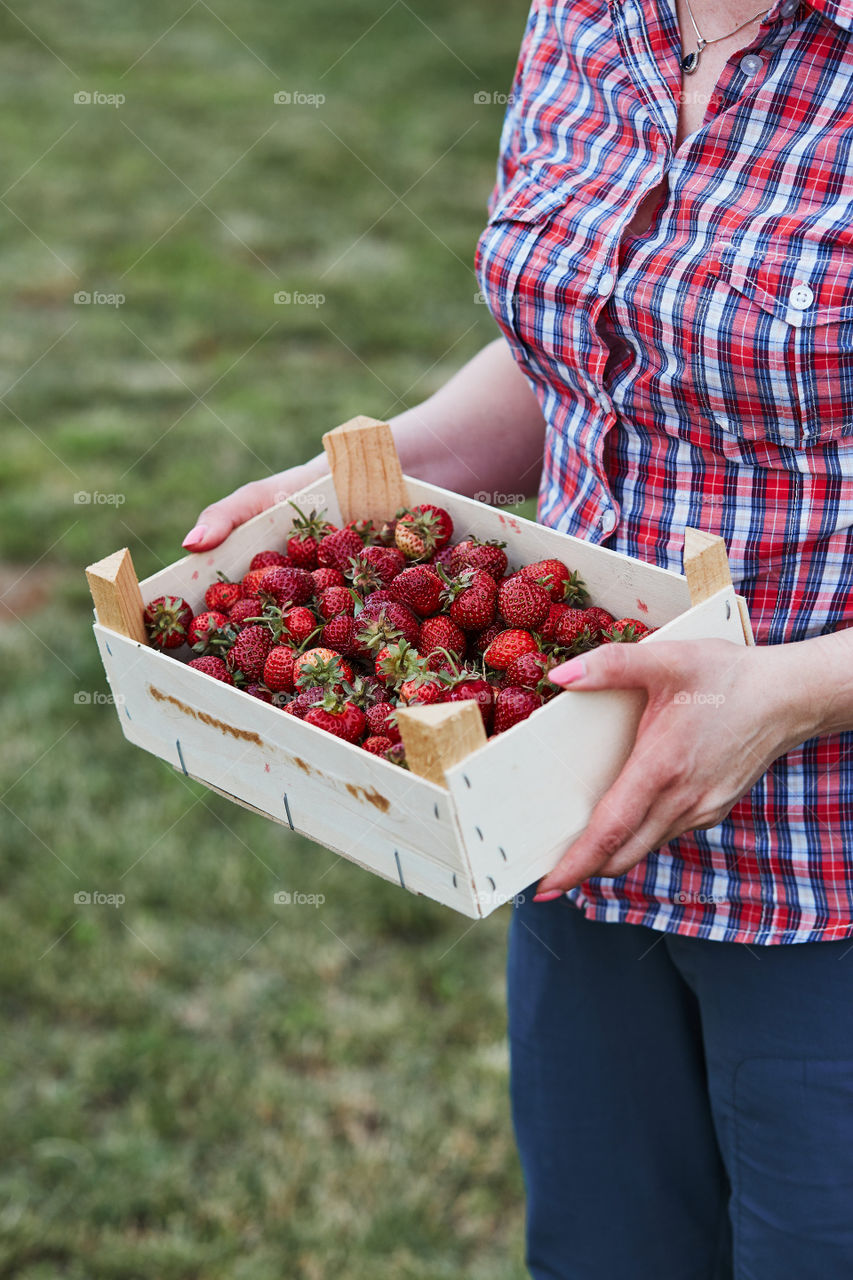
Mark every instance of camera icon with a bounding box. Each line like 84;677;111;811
273;291;291;305
73;491;91;504
473;290;488;305
73;891;92;904
473;91;491;104
273;890;291;905
73;291;91;304
273;91;291;104
73;691;92;704
74;91;92;105
673;690;691;705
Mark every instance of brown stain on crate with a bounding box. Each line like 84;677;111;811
293;757;315;776
148;685;263;745
346;783;390;813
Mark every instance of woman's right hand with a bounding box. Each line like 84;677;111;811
181;458;325;552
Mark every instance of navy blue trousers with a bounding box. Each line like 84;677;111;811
507;890;853;1279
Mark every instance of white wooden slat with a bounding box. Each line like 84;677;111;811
444;586;747;913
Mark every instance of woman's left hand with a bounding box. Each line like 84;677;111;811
534;637;821;898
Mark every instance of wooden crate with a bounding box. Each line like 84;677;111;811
86;417;753;919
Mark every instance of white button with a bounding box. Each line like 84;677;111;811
789;282;814;310
596;271;615;296
780;0;798;15
599;509;617;534
739;53;764;75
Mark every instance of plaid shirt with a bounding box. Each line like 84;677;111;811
475;0;853;943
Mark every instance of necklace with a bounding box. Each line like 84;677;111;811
680;0;771;73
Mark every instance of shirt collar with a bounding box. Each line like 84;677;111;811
805;0;853;31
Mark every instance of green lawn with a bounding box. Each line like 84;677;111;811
0;2;535;1275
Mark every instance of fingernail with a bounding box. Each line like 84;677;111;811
549;656;587;685
533;889;564;903
182;524;207;549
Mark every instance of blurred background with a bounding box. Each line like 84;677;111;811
0;1;534;1276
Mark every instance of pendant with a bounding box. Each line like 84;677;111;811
681;37;706;74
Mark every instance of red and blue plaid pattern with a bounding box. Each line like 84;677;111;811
476;0;853;943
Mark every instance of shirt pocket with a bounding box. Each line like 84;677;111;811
697;241;853;448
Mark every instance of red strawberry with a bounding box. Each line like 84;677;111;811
583;605;616;639
394;503;453;559
228;596;264;627
493;685;542;732
362;734;394;756
450;537;508;581
281;606;319;646
317;527;364;572
259;566;313;607
444;675;495;731
345;517;377;542
144;596;193;649
365;701;401;744
286;504;332;569
245;682;274;702
430;544;456;572
305;700;366;744
505;649;554;688
399;674;445;705
419;615;466;669
607;617;652;642
250;550;290;572
204;578;242;612
188;655;233;684
317;585;355;618
241;567;269;597
497;576;551;629
450;587;495;632
293;646;354;689
355;598;420;650
555;607;596;650
374;639;424;691
472;621;504;654
187;609;230;651
540;602;571;643
348;545;406;591
311;566;346;593
388;565;443;617
263;645;296;692
284;686;325;718
226;624;273;680
483;628;539;671
521;559;589;606
413;502;453;548
321;614;358;654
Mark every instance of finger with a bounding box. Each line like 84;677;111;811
182;477;281;551
549;639;665;691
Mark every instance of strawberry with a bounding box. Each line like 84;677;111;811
394;503;453;559
413;502;453;548
281;606;320;646
505;649;554;689
450;586;495;632
241;567;269;597
606;617;652;642
555;607;597;650
226;624;273;680
293;646;354;689
188;609;230;651
430;544;456;572
444;675;495;731
317;585;355;618
583;605;616;639
493;685;542;732
355;599;420;650
471;621;504;654
286;504;332;569
263;645;296;692
228;597;263;627
362;588;395;607
204;577;242;613
374;639;424;691
317;527;364;572
345;517;377;543
450;537;508;581
250;550;290;572
144;596;193;649
419;615;466;669
284;686;325;718
483;628;539;670
365;701;401;743
362;734;394;756
521;559;590;606
347;545;406;592
187;655;234;684
245;682;274;702
400;675;445;705
311;566;346;593
320;614;358;655
305;695;366;744
497;575;551;629
388;565;443;617
540;602;571;643
259;566;313;607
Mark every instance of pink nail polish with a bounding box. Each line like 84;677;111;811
182;524;207;549
533;889;564;902
549;656;587;685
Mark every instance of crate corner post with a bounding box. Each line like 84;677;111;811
322;415;410;524
395;700;487;789
85;547;148;645
682;526;754;646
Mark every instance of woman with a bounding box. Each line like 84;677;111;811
182;0;853;1274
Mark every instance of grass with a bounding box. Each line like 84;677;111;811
0;2;535;1275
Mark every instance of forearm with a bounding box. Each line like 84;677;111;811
295;338;547;500
781;628;853;738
